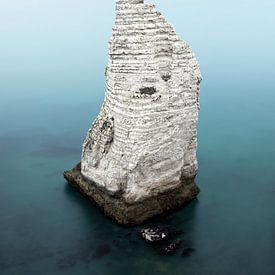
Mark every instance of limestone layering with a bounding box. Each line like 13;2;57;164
64;0;202;225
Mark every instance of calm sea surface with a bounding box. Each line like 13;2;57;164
0;0;275;274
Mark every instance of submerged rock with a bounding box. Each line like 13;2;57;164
140;227;182;243
140;227;184;256
92;244;111;259
141;228;170;243
181;247;195;258
163;239;182;255
64;0;201;225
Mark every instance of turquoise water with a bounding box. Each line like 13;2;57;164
1;0;275;274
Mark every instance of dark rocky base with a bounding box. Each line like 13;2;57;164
63;163;200;225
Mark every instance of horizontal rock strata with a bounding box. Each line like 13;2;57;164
64;0;201;225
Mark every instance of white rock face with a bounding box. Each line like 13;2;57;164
81;0;201;204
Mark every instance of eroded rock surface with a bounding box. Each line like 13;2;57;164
65;0;201;224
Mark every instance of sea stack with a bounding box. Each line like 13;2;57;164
64;0;202;225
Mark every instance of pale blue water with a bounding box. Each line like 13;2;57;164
0;0;275;274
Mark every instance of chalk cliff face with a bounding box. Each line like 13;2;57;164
64;0;201;224
81;0;201;203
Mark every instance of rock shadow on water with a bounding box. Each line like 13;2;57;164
0;243;54;273
30;132;82;159
63;178;199;260
32;143;80;158
63;183;136;246
181;247;196;258
56;244;111;270
63;183;109;222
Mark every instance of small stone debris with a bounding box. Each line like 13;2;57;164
140;227;171;243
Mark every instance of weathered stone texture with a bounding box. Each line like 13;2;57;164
65;0;201;224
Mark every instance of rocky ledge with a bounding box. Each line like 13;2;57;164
64;163;199;225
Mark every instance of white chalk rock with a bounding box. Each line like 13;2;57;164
81;0;201;204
